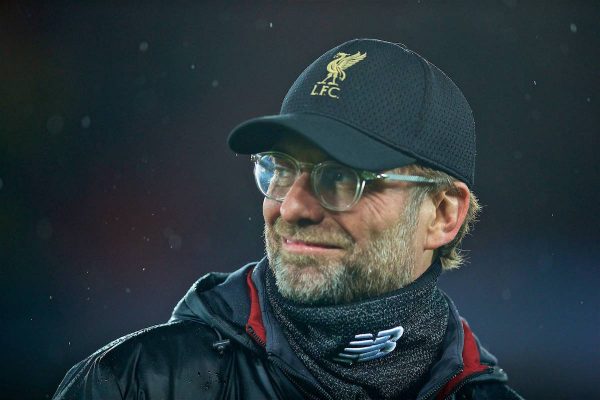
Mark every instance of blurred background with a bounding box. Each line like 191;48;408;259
1;1;598;399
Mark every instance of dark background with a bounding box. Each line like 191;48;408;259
1;1;598;399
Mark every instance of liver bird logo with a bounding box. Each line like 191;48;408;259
318;51;367;86
332;325;404;365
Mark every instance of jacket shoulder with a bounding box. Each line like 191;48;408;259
53;320;227;399
102;319;220;361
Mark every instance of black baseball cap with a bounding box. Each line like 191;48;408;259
228;38;476;187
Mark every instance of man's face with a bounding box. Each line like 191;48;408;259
263;136;429;305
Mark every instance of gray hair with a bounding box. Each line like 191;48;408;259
402;164;482;270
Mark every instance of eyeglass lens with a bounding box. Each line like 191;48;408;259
312;163;360;209
253;153;361;210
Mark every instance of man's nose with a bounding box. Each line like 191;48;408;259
279;172;325;224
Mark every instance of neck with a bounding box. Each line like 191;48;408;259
413;249;435;282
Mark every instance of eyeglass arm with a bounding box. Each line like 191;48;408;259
363;172;437;184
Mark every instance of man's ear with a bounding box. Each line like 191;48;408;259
424;182;470;250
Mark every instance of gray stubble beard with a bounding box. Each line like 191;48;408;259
264;203;419;305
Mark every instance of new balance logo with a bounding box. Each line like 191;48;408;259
332;326;404;365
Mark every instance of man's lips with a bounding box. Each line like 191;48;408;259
282;238;344;252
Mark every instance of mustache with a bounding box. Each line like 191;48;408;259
272;219;354;249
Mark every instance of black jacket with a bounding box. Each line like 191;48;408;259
53;259;524;399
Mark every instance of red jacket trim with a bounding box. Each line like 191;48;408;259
245;267;267;346
436;320;489;399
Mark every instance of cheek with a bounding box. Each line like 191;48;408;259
333;208;389;245
263;198;281;225
360;195;407;227
338;192;411;244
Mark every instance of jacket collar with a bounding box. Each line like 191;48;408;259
170;257;507;399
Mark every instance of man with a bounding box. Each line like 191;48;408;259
54;39;524;399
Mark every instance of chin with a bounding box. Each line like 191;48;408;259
272;255;346;305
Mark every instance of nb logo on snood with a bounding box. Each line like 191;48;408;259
333;326;404;365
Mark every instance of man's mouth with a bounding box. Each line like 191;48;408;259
282;238;344;253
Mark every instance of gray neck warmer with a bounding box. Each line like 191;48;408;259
265;261;449;400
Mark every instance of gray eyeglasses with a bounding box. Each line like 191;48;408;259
251;151;436;211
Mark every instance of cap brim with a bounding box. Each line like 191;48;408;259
228;113;416;171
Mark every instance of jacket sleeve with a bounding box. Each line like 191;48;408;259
52;353;123;400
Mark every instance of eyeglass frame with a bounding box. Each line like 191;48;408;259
250;151;438;211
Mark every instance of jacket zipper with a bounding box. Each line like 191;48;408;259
247;326;327;399
420;365;495;400
268;354;332;400
439;367;494;400
419;365;463;400
246;326;266;347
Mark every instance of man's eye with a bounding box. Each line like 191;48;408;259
274;166;294;177
319;168;356;192
332;173;355;188
273;167;295;185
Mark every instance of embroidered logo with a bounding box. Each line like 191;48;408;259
332;325;404;365
310;51;366;99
